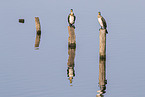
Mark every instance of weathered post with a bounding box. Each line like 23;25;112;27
68;26;76;48
35;17;41;48
19;19;25;23
67;47;76;84
97;28;107;97
99;29;107;59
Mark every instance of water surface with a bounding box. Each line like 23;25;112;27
0;0;145;97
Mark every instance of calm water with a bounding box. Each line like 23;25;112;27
0;0;145;97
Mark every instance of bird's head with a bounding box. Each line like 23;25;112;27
98;12;101;15
70;9;74;15
71;9;73;12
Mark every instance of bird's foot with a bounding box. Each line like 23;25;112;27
99;27;103;30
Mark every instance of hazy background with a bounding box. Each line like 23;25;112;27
0;0;145;97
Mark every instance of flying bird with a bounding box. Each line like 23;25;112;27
68;9;76;28
98;12;108;33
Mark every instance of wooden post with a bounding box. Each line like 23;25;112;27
67;47;76;84
35;17;41;48
19;19;24;23
97;28;107;96
68;26;76;48
99;29;106;59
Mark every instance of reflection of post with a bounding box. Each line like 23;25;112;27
35;17;41;48
99;58;107;90
68;26;76;48
99;29;106;59
67;47;76;84
97;58;107;97
35;34;41;48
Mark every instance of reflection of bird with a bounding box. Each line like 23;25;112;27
97;12;108;33
68;9;76;28
67;67;75;84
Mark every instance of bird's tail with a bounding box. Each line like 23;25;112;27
106;29;108;34
69;24;72;27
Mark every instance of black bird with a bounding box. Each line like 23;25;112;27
68;9;76;28
98;12;108;33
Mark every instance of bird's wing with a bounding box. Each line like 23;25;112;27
74;15;76;23
68;14;70;23
101;17;107;28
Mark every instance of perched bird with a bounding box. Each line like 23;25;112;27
68;9;76;28
98;12;108;33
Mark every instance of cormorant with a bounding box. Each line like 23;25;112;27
98;12;108;33
68;9;76;28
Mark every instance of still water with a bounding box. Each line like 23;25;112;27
0;0;145;97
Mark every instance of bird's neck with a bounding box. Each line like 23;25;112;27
71;12;73;15
98;15;101;18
